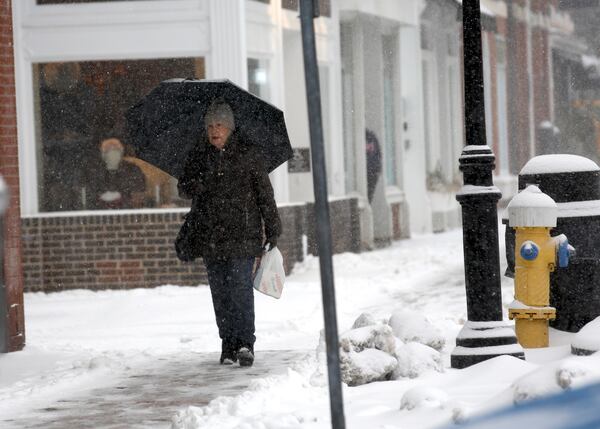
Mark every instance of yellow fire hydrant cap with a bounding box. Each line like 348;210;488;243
508;185;557;228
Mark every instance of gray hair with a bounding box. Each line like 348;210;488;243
204;99;235;131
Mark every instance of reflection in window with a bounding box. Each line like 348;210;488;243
34;58;205;212
247;58;270;101
282;0;331;17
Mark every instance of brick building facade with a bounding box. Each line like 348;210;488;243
20;200;360;292
0;0;25;351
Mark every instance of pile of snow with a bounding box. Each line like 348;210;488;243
571;316;600;355
338;322;398;386
511;354;600;403
388;309;445;351
399;386;449;411
337;310;444;386
394;342;443;379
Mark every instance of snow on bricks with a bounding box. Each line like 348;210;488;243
337;311;444;386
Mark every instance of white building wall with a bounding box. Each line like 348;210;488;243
246;0;289;202
280;7;344;204
209;0;247;87
400;24;431;234
339;0;430;236
420;0;462;232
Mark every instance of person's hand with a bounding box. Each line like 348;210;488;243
263;237;277;252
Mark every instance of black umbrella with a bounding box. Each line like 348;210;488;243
125;78;293;178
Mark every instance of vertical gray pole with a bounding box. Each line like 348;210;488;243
298;1;346;428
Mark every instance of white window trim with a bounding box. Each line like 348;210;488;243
421;50;441;176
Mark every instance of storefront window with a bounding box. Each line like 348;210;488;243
34;58;205;212
247;58;270;101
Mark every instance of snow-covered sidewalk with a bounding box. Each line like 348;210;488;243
1;228;599;428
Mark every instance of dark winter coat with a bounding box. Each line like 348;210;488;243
176;132;281;261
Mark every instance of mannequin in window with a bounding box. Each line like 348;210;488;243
90;138;147;209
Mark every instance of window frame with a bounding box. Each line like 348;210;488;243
14;0;210;215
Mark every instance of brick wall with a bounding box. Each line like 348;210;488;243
22;211;206;292
0;0;25;352
21;198;361;292
306;198;361;256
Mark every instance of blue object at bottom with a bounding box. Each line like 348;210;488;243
442;382;600;429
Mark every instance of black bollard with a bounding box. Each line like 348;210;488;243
450;0;524;369
299;0;346;427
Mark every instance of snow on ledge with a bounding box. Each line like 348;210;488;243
462;145;492;152
22;200;323;219
556;200;600;218
462;320;515;329
456;185;501;196
452;344;524;356
508;299;555;311
503;200;600;220
22;207;191;219
520;154;600;175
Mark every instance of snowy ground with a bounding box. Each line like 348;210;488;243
1;227;599;428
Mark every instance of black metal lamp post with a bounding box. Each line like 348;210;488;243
0;176;9;353
299;0;346;427
450;0;524;369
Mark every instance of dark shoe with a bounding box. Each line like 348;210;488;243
220;339;238;365
220;350;237;365
238;347;254;367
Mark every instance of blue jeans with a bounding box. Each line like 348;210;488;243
204;257;256;349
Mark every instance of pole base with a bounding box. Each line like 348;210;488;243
450;321;525;369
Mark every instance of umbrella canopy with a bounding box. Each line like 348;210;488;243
125;78;293;178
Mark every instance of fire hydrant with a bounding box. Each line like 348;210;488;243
507;185;573;348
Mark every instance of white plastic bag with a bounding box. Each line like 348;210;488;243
253;247;285;299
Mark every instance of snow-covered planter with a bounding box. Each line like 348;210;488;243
388;309;445;351
340;348;398;386
393;342;443;379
